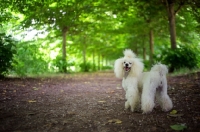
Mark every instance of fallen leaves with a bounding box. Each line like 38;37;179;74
28;100;37;103
27;111;37;115
0;72;199;132
168;110;187;130
2;90;6;95
67;111;76;115
98;101;106;103
170;110;177;114
168;113;184;117
106;90;115;94
108;119;122;124
33;87;39;91
170;124;187;131
116;87;122;90
168;110;184;117
33;87;39;90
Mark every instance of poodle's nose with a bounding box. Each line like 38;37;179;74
125;63;129;67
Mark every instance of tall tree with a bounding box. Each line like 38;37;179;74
163;0;184;49
10;0;96;72
133;0;197;50
132;0;165;65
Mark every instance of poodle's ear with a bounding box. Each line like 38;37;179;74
131;58;144;77
114;58;124;79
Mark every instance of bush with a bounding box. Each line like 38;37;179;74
12;41;49;76
101;65;112;70
155;45;200;72
0;33;16;77
79;62;92;72
52;55;75;73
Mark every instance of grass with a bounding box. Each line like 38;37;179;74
169;67;200;76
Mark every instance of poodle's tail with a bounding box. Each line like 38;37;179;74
151;63;168;74
123;49;136;58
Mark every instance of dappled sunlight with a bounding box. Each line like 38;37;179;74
1;0;199;76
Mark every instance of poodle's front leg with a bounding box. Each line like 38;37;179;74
126;89;139;112
125;100;130;110
124;91;130;110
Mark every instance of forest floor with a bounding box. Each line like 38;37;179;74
0;71;200;132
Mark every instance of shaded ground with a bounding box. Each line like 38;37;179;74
0;71;200;132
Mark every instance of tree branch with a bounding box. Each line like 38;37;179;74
164;0;170;15
174;1;185;15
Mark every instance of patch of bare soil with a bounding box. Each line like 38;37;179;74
0;71;200;132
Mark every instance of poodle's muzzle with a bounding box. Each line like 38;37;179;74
123;62;132;72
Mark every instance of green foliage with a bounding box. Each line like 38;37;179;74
143;60;151;70
0;0;199;76
155;44;200;72
12;41;49;76
52;55;75;73
0;33;16;77
101;66;112;70
170;124;187;131
79;62;93;72
170;67;199;76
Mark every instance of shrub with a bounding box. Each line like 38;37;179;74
0;33;16;77
12;41;49;76
52;55;75;73
79;62;92;72
155;45;200;72
101;65;112;70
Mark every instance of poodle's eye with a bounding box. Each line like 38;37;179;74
123;62;126;64
129;62;132;64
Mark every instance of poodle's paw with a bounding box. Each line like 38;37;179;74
125;101;130;110
142;102;154;114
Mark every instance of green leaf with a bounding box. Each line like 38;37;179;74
170;124;187;131
170;110;177;114
168;114;184;117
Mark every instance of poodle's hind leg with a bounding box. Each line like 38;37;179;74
156;90;173;112
141;98;155;114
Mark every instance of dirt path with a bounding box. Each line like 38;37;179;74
0;72;200;132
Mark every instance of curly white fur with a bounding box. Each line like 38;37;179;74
114;49;144;112
139;63;173;114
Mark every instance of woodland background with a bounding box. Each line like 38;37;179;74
1;0;200;77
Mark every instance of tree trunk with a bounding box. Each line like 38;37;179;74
98;53;100;70
143;47;146;60
149;29;154;66
134;42;138;55
166;1;177;49
92;51;95;71
82;37;87;72
142;35;146;60
62;27;68;73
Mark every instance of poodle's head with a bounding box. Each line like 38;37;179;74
123;61;132;73
122;49;136;73
151;63;168;75
114;49;144;79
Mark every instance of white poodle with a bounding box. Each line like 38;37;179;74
139;63;173;114
114;49;144;112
